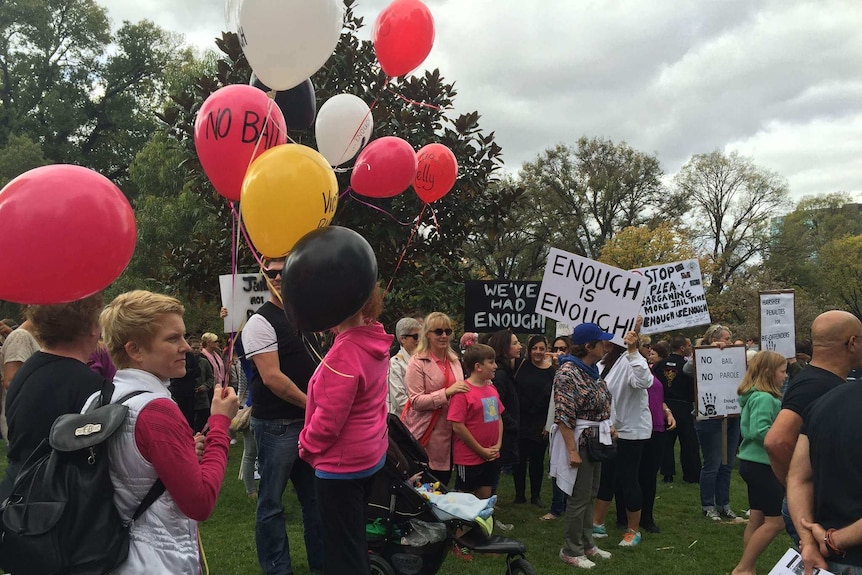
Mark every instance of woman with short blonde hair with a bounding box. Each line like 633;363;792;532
100;290;238;574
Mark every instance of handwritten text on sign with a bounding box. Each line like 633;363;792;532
760;291;796;359
536;249;649;346
633;259;711;334
464;280;546;333
219;273;269;333
693;345;747;419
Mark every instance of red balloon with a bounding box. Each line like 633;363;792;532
0;165;136;304
414;143;457;203
350;137;417;198
373;0;435;77
194;84;287;201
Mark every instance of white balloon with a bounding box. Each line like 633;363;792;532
315;94;374;167
238;0;343;91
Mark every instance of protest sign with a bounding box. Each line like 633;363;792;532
768;548;835;575
760;291;796;359
693;345;747;418
536;248;649;346
464;280;546;333
219;273;269;333
633;259;711;334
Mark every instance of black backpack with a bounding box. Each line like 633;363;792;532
0;383;165;575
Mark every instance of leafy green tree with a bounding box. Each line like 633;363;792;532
518;137;681;260
463;177;548;280
766;193;862;292
0;0;187;185
675;150;789;296
818;234;862;319
0;134;46;187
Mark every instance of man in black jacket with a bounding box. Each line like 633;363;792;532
654;335;700;483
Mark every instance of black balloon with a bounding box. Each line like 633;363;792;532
281;226;378;332
250;73;317;131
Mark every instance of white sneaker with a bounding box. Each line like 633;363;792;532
559;549;595;569
494;519;514;532
585;546;612;559
703;507;721;521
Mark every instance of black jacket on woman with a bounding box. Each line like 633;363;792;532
493;361;520;465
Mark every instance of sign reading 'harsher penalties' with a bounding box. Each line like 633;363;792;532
633;259;711;335
536;248;649;347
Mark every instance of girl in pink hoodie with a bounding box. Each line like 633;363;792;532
298;288;393;575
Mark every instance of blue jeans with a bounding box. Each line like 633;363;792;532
695;418;740;509
550;477;567;517
252;417;323;575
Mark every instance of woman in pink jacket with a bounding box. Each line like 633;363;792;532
401;311;470;485
298;288;393;575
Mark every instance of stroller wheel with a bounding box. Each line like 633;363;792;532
369;552;395;575
507;557;537;575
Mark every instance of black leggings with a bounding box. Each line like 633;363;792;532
597;438;646;512
513;438;547;499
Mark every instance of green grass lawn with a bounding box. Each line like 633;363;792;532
0;440;791;574
199;442;791;575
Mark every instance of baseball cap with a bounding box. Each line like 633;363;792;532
571;323;614;345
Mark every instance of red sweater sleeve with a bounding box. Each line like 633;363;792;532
134;398;231;521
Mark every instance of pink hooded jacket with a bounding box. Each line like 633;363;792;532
299;322;393;474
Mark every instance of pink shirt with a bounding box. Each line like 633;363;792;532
447;382;504;466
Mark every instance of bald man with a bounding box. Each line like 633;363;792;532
764;310;862;485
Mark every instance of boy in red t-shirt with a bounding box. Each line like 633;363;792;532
447;343;504;499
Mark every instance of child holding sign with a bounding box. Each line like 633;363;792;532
731;351;787;575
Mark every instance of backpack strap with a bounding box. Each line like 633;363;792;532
130;479;166;521
113;389;166;522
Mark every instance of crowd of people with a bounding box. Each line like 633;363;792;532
1;268;860;575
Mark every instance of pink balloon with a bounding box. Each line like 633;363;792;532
373;0;435;77
414;143;457;203
0;165;136;304
194;84;287;201
350;137;417;198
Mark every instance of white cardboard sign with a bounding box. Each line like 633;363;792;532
536;248;649;346
219;273;269;333
633;259;711;334
693;345;747;419
760;291;796;359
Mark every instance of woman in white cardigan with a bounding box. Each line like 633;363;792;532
592;328;653;547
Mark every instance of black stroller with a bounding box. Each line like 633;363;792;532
366;415;536;575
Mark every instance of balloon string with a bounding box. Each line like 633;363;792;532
339;186;353;199
427;203;442;237
229;201;284;306
384;204;427;297
385;86;441;111
346;191;414;226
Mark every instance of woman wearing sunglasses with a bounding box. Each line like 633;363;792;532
387;317;422;415
401;312;470;486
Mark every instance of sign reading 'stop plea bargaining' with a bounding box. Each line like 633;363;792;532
464;281;546;333
693;345;747;419
760;291;796;359
633;259;711;334
536;249;649;346
219;273;268;333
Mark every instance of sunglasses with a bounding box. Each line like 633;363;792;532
401;333;420;341
430;328;453;336
553;346;568;352
263;268;283;279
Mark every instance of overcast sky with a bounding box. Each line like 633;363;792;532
100;0;862;203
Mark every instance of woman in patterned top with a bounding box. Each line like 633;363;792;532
550;323;615;570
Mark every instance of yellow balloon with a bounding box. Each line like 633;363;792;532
241;144;339;257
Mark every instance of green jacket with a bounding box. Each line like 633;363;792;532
738;389;781;465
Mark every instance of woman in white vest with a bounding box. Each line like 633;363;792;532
100;290;239;574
